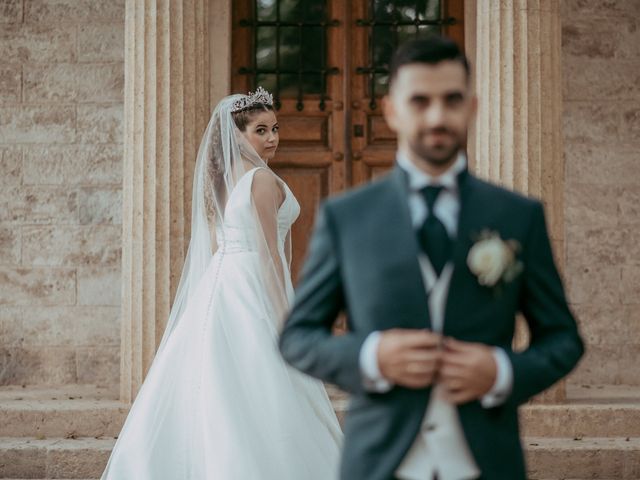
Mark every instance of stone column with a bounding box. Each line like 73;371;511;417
470;0;566;402
120;0;210;403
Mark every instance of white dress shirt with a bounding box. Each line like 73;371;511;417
358;151;514;479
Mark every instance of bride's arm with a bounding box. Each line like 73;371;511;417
251;169;286;288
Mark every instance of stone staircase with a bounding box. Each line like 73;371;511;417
1;384;639;479
0;385;123;480
522;384;640;479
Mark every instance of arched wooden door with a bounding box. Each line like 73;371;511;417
232;0;464;280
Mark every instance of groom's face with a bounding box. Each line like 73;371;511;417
383;61;475;170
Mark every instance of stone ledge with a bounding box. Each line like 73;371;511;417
330;383;640;438
526;436;640;479
0;385;125;440
521;403;640;437
567;384;640;401
0;391;127;438
1;436;638;479
0;437;112;479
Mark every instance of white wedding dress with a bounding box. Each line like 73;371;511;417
102;167;342;479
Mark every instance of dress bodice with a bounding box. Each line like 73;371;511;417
217;167;300;254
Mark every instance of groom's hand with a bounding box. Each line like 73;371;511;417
439;338;497;404
377;329;443;389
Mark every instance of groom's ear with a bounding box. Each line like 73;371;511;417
382;95;398;133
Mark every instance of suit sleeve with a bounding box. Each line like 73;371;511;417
507;202;585;405
279;203;368;394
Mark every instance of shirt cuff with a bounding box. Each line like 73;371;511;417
359;331;393;393
480;347;513;408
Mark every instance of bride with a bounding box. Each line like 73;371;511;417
102;88;342;479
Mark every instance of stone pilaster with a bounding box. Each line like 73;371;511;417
470;0;566;402
120;0;210;403
209;0;232;108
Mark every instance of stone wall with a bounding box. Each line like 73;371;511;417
0;0;124;386
562;0;640;385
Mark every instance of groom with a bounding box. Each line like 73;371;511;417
279;37;584;480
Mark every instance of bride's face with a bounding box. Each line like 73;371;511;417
241;110;280;162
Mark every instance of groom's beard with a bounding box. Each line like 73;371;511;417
409;127;463;169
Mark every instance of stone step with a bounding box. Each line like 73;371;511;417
4;384;639;439
0;386;126;439
522;383;640;438
526;436;640;479
521;402;640;437
330;383;640;437
0;437;112;479
2;384;639;479
1;436;639;479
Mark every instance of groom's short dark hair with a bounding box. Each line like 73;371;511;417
389;36;470;87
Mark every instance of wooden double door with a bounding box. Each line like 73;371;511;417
232;0;464;279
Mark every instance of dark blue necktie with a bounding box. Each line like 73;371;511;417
419;185;452;276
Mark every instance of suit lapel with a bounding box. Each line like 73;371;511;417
450;169;475;271
384;167;432;330
443;170;482;333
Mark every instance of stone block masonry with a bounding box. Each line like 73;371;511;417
0;0;124;387
562;0;640;386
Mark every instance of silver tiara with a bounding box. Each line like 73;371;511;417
231;86;274;113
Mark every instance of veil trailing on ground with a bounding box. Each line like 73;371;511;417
157;91;291;355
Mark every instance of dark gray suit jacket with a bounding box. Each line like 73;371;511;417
279;166;584;480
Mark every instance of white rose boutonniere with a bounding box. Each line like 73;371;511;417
467;230;523;288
